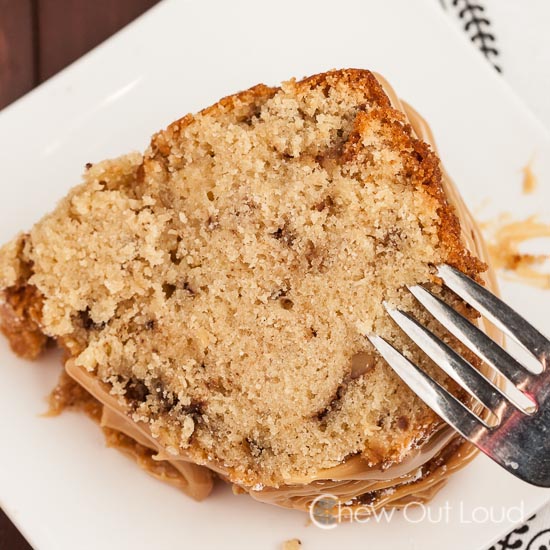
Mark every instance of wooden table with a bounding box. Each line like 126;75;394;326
0;1;161;546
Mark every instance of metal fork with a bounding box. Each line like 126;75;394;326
367;264;550;487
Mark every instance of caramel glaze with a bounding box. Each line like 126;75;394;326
481;215;550;290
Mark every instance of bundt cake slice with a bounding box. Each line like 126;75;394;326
0;69;491;510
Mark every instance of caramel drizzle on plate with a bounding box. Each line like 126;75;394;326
481;215;550;289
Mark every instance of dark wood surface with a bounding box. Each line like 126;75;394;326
0;2;160;546
0;0;160;110
0;0;35;108
36;0;160;81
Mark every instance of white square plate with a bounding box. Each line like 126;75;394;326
1;1;549;548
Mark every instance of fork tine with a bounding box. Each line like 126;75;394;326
384;304;507;414
409;285;534;388
367;334;490;442
438;264;550;363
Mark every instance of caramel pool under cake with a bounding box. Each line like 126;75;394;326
0;69;497;513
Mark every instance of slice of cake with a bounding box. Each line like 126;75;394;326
0;69;496;512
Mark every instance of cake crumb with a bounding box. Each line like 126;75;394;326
282;539;302;550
